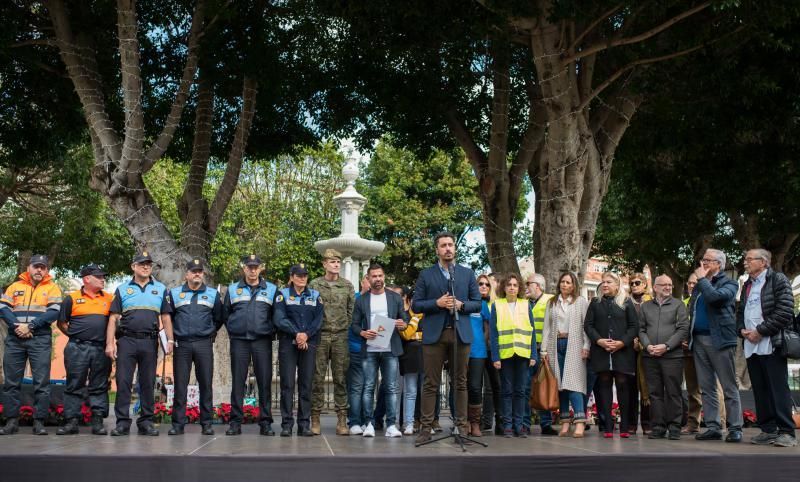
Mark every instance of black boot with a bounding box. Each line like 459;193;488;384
0;418;19;435
57;418;80;435
494;415;504;436
32;419;48;435
91;415;107;435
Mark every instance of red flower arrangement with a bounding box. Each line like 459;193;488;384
214;403;232;423
243;405;260;424
742;409;757;427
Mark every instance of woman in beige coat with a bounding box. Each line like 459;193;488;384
542;272;590;437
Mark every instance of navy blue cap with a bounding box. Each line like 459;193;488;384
289;263;309;276
132;251;153;264
79;264;107;277
242;254;262;267
186;258;206;271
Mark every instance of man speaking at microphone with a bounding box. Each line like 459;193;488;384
412;232;482;444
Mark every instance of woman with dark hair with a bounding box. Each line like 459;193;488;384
489;273;538;437
585;271;639;438
541;272;590;437
396;286;424;435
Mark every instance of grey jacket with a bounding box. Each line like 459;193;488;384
639;296;690;359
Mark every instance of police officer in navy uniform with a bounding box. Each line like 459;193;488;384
274;263;324;436
106;251;173;436
163;258;223;436
56;264;114;435
223;254;278;436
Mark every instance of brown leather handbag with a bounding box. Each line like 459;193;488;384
530;360;559;411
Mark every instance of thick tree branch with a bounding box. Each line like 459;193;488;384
578;41;708;111
116;0;145;186
142;0;206;172
10;39;57;48
568;3;623;53
178;75;213;226
207;76;258;235
560;1;712;65
487;39;511;178
46;0;122;166
445;109;488;175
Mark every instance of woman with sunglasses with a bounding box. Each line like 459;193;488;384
628;273;652;435
465;274;501;436
489;273;538;437
541;272;590;437
585;271;639;438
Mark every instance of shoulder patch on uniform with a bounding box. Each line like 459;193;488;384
126;287;134;295
318;298;324;304
276;294;284;302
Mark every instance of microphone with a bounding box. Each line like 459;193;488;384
448;262;456;278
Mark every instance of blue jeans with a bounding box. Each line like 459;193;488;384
499;355;529;432
363;352;400;427
347;349;364;427
557;338;586;420
403;372;421;425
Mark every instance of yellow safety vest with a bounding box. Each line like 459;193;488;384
495;298;534;360
532;294;553;344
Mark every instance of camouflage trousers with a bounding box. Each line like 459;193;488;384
311;332;350;412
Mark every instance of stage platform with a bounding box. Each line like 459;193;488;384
0;416;796;482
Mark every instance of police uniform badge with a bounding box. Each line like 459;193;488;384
250;254;256;260
179;293;186;299
126;287;134;295
151;290;159;295
236;288;243;295
201;295;208;300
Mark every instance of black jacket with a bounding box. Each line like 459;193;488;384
736;268;795;341
584;296;638;374
351;290;409;356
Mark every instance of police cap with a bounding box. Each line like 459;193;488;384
242;254;262;267
79;263;107;278
132;251;153;264
289;263;309;276
186;258;206;271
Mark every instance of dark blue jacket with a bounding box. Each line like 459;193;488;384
350;289;409;357
166;283;224;341
224;278;277;340
688;271;738;350
274;286;324;343
411;263;481;344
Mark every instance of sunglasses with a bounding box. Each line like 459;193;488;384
478;282;490;287
630;281;643;287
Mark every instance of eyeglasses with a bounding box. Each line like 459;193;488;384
701;258;719;264
478;282;490;287
630;281;643;287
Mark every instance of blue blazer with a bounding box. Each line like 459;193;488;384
411;263;481;344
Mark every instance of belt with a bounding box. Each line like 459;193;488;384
557;332;569;339
70;338;105;347
120;331;158;339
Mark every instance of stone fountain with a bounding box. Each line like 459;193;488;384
314;157;385;287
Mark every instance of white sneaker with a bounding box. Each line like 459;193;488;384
403;423;414;435
349;425;363;435
385;425;402;438
363;423;375;437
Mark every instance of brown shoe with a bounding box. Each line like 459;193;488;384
431;420;442;433
468;405;483;437
336;410;349;436
310;412;321;435
415;428;432;446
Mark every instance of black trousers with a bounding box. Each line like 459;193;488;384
278;335;317;431
172;337;214;426
643;356;684;431
747;352;796;436
114;336;158;429
64;340;111;419
230;337;273;426
2;334;51;419
595;370;631;433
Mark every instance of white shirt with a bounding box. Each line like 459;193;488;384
555;295;573;334
743;270;772;358
368;292;390;353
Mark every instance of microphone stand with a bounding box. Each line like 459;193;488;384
416;263;487;451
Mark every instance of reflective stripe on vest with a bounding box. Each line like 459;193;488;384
495;298;533;359
532;294;553;344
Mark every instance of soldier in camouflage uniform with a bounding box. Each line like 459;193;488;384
309;249;355;435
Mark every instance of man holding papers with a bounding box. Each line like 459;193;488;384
351;263;409;438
